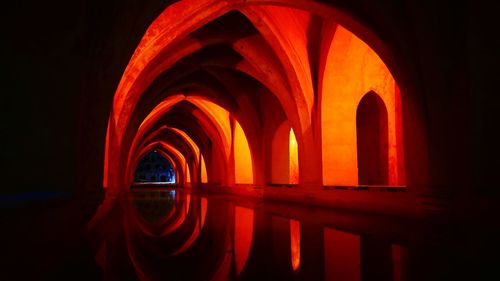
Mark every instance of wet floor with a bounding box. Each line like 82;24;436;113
2;188;498;281
87;188;493;281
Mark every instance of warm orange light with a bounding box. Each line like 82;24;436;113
185;163;191;183
102;1;236;193
126;95;232;186
138;95;185;129
185;193;191;216
201;155;208;183
321;25;403;185
289;128;299;184
110;1;231;138
248;5;315;125
103;0;408;194
125;95;185;183
169;127;201;162
200;197;208;229
188;97;232;159
290;219;300;271
234;206;254;276
234;121;254;184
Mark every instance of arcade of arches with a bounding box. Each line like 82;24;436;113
103;0;418;216
3;0;499;280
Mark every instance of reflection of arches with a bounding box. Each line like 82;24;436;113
234;206;254;276
356;92;388;185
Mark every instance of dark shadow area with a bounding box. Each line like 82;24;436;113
0;195;102;280
357;91;389;185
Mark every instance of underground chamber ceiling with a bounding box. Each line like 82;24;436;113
102;0;416;207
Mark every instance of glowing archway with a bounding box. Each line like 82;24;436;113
289;128;299;184
101;0;425;209
320;25;404;186
200;155;208;183
234;121;254;184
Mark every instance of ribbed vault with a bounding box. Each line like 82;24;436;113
103;0;427;218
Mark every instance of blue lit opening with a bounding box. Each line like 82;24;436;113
134;150;176;184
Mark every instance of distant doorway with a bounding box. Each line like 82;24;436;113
134;150;176;184
356;92;388;185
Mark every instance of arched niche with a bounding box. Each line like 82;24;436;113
356;92;389;185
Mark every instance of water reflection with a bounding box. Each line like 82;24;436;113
90;189;410;281
133;190;176;223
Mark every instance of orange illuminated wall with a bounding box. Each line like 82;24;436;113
321;25;404;186
185;163;191;183
290;219;300;271
102;0;409;193
188;97;232;160
169;127;201;163
289;128;299;184
200;155;207;183
123;95;236;187
233;121;254;184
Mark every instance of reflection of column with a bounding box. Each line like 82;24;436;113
360;235;393;281
242;210;276;279
290;219;300;271
299;222;324;281
324;228;360;281
391;244;408;281
270;216;294;279
234;206;254;276
240;211;297;280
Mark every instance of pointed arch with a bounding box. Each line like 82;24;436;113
356;92;389;185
